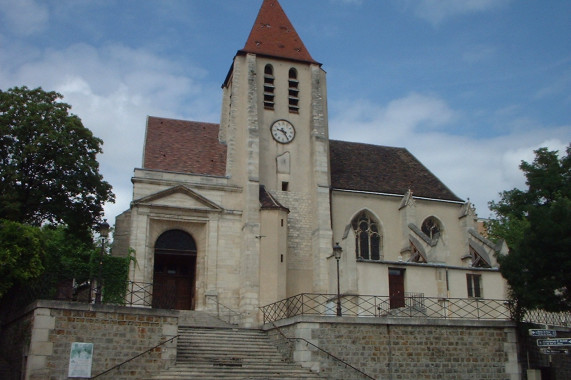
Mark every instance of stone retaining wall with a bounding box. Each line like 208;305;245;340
0;300;178;380
266;316;521;380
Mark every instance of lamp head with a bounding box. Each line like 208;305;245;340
99;219;110;238
333;242;342;260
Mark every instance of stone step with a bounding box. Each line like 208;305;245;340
148;326;324;379
177;310;237;328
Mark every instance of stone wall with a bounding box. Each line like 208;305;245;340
0;300;178;380
267;316;521;380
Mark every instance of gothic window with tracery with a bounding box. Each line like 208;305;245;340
264;64;275;110
352;211;382;261
288;68;299;113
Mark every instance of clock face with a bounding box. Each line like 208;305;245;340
271;120;295;144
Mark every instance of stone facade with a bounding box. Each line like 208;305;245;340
267;316;521;380
0;300;178;380
3;301;530;380
113;0;508;327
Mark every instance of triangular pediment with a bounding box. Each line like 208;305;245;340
133;185;223;212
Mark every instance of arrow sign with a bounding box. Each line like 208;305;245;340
537;338;571;347
529;329;557;337
541;348;569;355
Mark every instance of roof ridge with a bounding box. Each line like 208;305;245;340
330;139;406;150
148;115;220;126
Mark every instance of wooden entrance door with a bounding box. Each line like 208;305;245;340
388;268;405;309
152;254;195;310
152;230;197;310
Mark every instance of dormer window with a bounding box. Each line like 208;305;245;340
288;68;299;113
264;64;275;110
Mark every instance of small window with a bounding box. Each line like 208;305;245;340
264;64;275;110
288;68;299;113
467;274;482;298
421;216;441;240
281;181;289;191
351;211;382;261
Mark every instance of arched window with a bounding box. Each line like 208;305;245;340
264;64;275;110
155;229;196;254
421;216;441;240
288;68;299;113
351;211;382;261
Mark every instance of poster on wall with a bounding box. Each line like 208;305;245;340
68;342;93;378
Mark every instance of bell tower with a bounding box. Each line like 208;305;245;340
219;0;333;309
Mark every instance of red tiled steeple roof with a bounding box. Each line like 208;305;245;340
239;0;318;64
143;116;226;176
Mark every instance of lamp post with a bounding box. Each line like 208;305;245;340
95;219;110;304
333;242;343;316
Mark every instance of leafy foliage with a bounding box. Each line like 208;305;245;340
0;86;114;238
0;222;134;311
100;250;135;305
488;145;571;313
0;220;45;298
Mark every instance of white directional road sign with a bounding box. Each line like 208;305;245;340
540;348;569;355
529;329;557;337
537;338;571;347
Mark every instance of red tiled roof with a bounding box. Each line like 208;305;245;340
260;185;289;211
143;117;461;202
239;0;318;64
143;116;226;176
330;140;463;202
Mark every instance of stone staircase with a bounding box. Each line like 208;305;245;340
149;326;325;379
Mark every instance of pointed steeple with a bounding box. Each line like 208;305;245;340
239;0;318;64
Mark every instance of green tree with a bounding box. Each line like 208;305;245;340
0;86;114;237
488;145;571;314
0;220;45;298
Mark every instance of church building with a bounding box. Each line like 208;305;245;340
113;0;508;326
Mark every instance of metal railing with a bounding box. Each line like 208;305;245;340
270;321;375;379
89;335;178;379
124;281;153;307
205;294;243;325
260;293;511;324
522;309;571;327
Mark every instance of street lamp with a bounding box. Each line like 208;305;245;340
95;219;110;304
333;242;343;316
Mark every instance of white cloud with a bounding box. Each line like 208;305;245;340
0;42;221;222
332;93;456;146
330;94;570;218
0;0;49;36
407;0;512;25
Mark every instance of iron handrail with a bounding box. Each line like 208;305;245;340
89;335;178;379
260;293;512;324
269;321;376;380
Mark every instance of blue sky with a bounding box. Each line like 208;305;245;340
1;0;569;223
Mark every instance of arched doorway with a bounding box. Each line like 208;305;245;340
152;230;197;310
